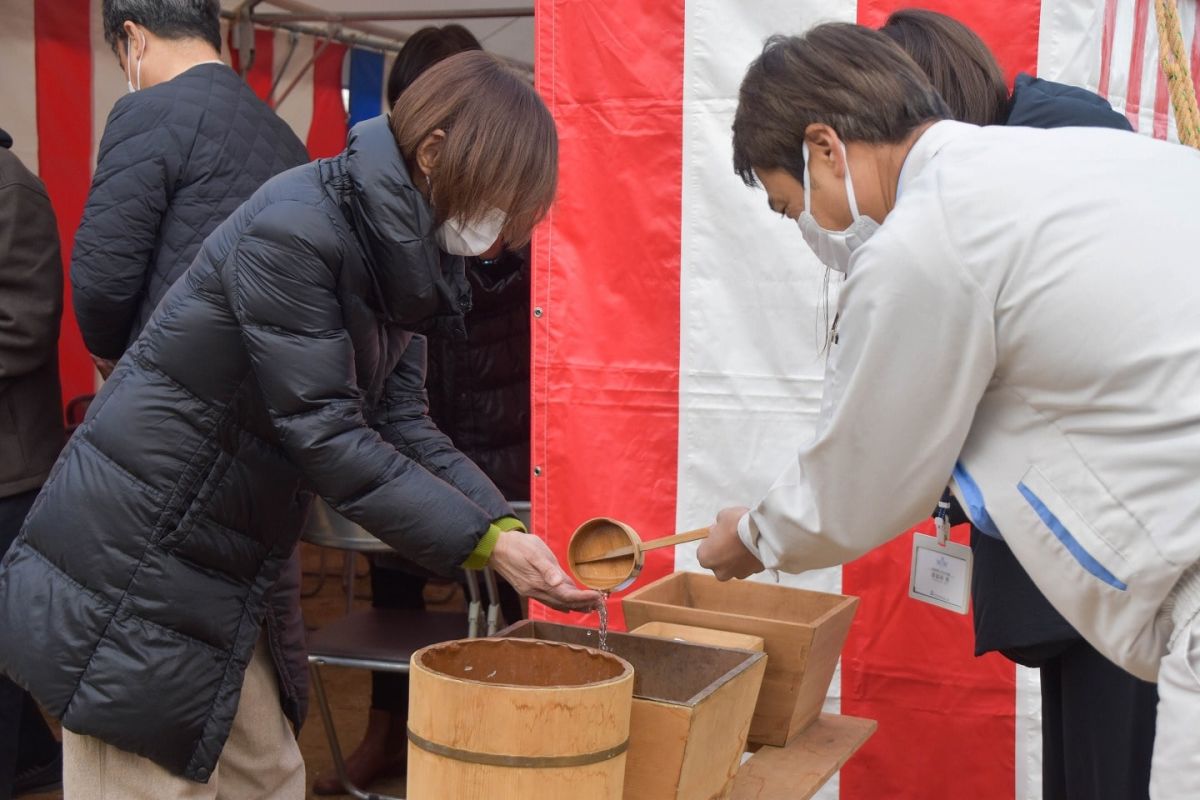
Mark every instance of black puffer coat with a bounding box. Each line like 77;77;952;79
71;63;309;360
0;115;511;781
426;249;530;500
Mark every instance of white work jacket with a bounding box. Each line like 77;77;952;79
738;120;1200;681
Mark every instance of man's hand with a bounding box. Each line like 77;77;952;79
489;531;603;611
91;354;116;380
697;506;764;581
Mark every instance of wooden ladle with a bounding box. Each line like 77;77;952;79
567;517;709;592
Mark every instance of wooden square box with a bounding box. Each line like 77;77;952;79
623;572;858;746
497;620;767;800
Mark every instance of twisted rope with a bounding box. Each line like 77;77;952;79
1154;0;1200;147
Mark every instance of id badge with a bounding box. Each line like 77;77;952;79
908;533;973;614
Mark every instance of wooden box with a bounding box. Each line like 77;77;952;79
630;621;765;652
498;620;767;800
623;572;858;746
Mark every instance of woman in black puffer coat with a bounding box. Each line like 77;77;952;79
0;50;598;792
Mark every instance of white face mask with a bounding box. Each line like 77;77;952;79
435;208;506;257
796;141;880;273
125;29;145;93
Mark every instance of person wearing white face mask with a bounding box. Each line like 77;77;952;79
696;23;1200;797
0;50;596;800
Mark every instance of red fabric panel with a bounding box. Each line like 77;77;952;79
228;28;275;101
1153;62;1170;140
1099;0;1120;97
858;0;1040;83
1125;0;1152;129
35;0;93;407
306;41;348;159
841;524;1016;800
530;0;684;629
836;5;1041;798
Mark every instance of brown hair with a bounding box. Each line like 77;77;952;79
879;9;1009;126
732;23;949;186
390;50;557;247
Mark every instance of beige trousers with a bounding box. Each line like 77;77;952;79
62;633;305;800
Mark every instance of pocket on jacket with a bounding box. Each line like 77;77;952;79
1018;466;1131;590
156;450;233;552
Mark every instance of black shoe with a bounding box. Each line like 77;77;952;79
13;747;62;798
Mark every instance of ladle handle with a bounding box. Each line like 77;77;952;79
638;527;710;552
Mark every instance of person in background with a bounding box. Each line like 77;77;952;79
0;128;66;800
71;0;314;765
74;0;309;376
698;21;1200;796
0;50;596;800
878;12;1156;799
313;25;533;795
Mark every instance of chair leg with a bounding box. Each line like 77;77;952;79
302;546;329;598
343;552;355;614
309;662;406;800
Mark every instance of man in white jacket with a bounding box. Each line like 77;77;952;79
698;22;1200;796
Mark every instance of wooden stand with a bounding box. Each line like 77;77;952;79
730;714;876;800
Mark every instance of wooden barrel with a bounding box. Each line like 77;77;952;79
407;638;634;800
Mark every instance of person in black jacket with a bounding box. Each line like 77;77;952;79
881;10;1156;800
75;0;309;376
0;50;597;799
313;27;534;794
0;128;66;800
71;3;315;787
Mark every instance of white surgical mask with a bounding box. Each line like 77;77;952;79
435;208;506;257
796;141;879;273
125;29;146;93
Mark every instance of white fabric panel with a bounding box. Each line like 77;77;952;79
1015;665;1044;800
1040;0;1198;142
1;0;39;171
676;2;856;797
271;30;314;145
91;0;126;167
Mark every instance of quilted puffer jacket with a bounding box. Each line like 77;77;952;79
71;63;309;360
426;248;531;501
0;115;512;781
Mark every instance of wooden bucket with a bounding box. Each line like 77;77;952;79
498;620;767;800
407;638;635;800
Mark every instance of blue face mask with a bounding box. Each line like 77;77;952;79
796;141;880;273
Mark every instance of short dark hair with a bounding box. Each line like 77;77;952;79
386;25;483;109
391;51;557;248
731;23;949;186
103;0;221;53
880;9;1009;126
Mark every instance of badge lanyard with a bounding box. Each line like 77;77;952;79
908;488;974;614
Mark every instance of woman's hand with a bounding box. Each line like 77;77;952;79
697;506;764;581
489;531;603;611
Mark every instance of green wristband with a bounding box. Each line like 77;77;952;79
462;524;503;570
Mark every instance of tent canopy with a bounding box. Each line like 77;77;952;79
218;0;534;68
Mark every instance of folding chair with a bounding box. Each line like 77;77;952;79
307;537;501;800
300;498;391;609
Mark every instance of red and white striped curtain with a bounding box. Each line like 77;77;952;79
530;1;1199;798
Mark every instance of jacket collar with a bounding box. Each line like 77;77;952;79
340;115;469;337
897;120;978;200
